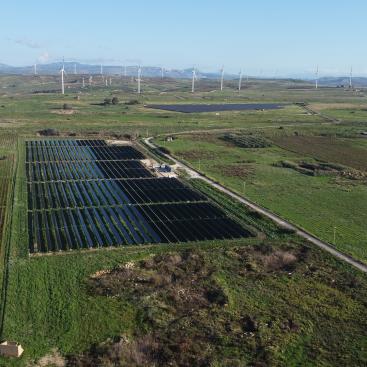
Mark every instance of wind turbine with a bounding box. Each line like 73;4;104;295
137;66;142;94
34;63;37;75
89;75;93;86
60;59;66;95
315;65;319;89
82;77;85;88
100;64;103;75
220;65;224;91
238;69;243;92
74;63;77;75
349;66;353;88
191;67;196;93
161;67;165;79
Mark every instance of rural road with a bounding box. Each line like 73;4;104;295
143;137;367;274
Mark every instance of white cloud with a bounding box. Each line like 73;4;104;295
38;52;50;63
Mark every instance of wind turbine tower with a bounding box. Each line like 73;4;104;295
137;66;142;94
315;65;319;89
349;66;353;88
60;60;66;95
220;66;224;91
82;77;85;88
238;70;243;92
161;67;164;79
191;68;196;93
74;63;77;75
34;64;37;75
100;64;103;75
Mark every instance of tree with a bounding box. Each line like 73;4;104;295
111;97;119;105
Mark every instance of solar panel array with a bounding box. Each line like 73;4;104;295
26;139;251;253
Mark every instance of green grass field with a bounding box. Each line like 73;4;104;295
156;132;367;262
0;75;366;365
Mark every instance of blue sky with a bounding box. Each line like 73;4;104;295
1;0;367;75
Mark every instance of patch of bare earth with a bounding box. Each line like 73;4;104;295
177;149;213;160
29;348;66;367
66;246;306;366
213;163;254;178
51;109;76;115
272;135;367;171
309;103;367;112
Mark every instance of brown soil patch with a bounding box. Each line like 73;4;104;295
233;243;307;273
272;135;367;171
31;348;66;367
51;109;76;115
67;245;309;366
310;103;367;112
70;250;229;366
177;149;213;160
213;163;254;178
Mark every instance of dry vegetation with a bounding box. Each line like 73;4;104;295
67;245;309;366
271;135;367;171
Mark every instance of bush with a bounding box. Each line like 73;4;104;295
104;98;112;105
111;97;119;105
125;99;140;105
206;288;228;306
38;128;59;136
63;103;72;110
159;146;171;155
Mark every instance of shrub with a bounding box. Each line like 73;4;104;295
63;103;72;110
125;99;140;105
206;288;228;306
104;98;112;105
38;128;59;136
111;97;119;105
263;251;297;271
159;146;171;155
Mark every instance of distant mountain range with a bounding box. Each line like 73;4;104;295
1;62;367;86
